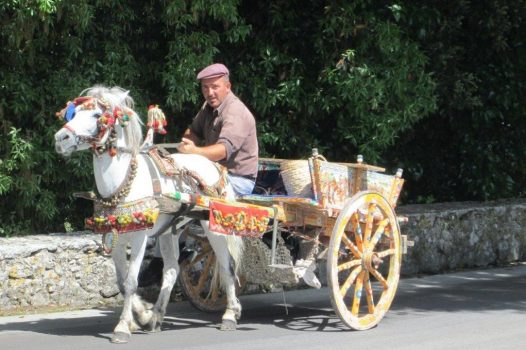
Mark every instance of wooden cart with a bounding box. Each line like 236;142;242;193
170;149;410;330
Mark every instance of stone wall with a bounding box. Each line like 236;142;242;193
398;199;526;275
0;234;120;314
1;199;525;314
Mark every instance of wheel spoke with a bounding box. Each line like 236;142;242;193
369;267;388;289
377;248;395;259
208;274;220;301
384;225;392;239
196;254;214;291
351;270;365;315
369;218;390;249
363;203;377;243
364;272;375;314
350;213;363;250
338;259;362;272
340;266;362;297
342;233;362;258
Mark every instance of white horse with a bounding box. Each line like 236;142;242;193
54;86;244;343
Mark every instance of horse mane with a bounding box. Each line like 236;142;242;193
80;85;144;151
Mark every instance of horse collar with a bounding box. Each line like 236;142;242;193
96;155;139;207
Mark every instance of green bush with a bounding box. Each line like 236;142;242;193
1;0;525;236
387;0;526;202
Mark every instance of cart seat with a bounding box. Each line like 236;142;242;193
239;158;319;206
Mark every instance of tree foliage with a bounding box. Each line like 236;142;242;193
387;0;526;202
0;0;524;236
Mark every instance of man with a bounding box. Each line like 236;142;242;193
177;63;258;196
139;63;258;287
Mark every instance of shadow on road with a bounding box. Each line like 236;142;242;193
0;307;223;340
0;266;524;339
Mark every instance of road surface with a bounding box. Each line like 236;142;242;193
1;265;525;350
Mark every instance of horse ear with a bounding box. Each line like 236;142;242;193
120;89;133;108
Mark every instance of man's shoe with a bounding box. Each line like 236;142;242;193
293;258;322;289
138;257;164;287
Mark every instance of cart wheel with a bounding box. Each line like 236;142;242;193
327;191;402;330
179;223;244;312
179;224;227;312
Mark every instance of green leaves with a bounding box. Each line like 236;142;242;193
0;128;33;195
389;0;526;203
1;0;525;235
313;19;436;161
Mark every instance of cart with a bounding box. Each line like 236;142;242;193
166;148;410;330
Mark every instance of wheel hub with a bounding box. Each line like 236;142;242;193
362;249;383;271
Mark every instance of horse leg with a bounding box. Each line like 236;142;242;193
217;251;241;331
112;234;155;332
202;221;243;331
137;230;180;332
111;234;143;334
111;232;148;344
112;233;130;295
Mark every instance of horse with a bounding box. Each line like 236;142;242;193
53;86;244;343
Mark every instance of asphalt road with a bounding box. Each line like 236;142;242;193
1;265;525;350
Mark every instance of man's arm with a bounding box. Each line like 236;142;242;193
177;133;227;162
182;128;201;145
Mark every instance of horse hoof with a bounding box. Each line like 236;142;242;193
145;324;161;333
220;319;237;331
129;321;141;332
143;316;162;333
111;331;131;344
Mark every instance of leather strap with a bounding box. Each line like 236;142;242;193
144;154;163;198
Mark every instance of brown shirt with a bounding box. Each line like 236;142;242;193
190;92;258;179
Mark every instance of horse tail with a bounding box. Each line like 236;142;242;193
226;234;244;275
206;231;245;294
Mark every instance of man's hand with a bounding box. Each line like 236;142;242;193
176;138;227;162
176;137;196;154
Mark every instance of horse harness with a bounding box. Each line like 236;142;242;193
58;94;228;254
58;96;227;207
146;145;228;198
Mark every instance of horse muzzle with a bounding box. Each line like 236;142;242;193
54;128;77;156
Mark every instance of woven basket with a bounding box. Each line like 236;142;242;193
280;160;313;198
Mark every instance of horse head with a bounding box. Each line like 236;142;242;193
54;86;143;157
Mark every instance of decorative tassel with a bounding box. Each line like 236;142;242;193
113;106;130;127
108;129;117;157
98;112;115;128
147;104;167;134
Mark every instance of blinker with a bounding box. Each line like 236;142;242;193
64;102;76;122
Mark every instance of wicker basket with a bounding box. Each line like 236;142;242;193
280;160;313;197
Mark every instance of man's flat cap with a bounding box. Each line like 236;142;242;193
196;63;229;80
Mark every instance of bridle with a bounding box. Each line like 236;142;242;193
56;95;137;207
61;123;104;147
56;96;133;157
